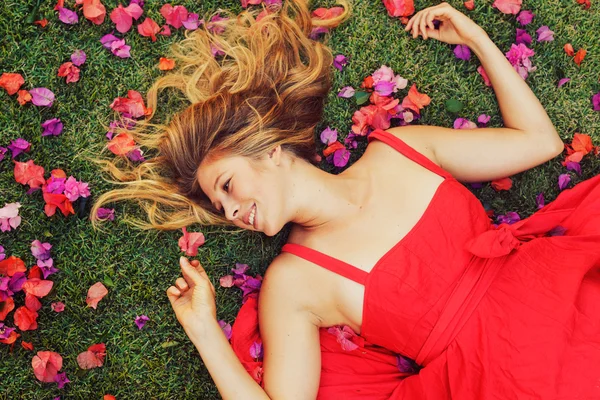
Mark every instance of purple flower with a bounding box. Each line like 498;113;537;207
0;147;7;162
344;132;358;149
58;7;79;24
557;78;570;88
497;211;521;225
0;245;5;262
31;240;52;261
558;174;571;191
333;148;350;168
64;176;91;202
548;226;567;237
7;138;31;158
130;0;144;7
333;54;348;71
100;33;120;49
218;320;232;340
536;26;554;42
38;258;58;279
110;39;131;58
396;355;418;373
135;315;149;330
127;148;145;162
232;263;249;275
46;177;66;194
320;126;338;145
96;208;115;221
41;118;64;137
249;341;263;360
505;43;536;80
29;87;55;107
477;114;491;126
566;161;581;176
453;45;471;61
536;192;545;209
54;372;70;389
453;118;477;130
592;92;600;111
0;323;16;340
8;272;26;294
71;50;87;66
182;13;200;30
309;26;329;39
337;86;355;98
516;10;534;26
373;80;396;96
515;28;532;45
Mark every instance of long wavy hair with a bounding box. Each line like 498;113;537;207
91;0;351;230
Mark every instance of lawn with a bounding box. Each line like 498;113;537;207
0;0;599;399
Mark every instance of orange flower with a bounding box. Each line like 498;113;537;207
158;57;175;71
563;43;574;57
574;49;586;66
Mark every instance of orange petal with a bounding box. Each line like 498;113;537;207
574;48;586;66
158;57;175;71
491;177;513;191
563;43;574;57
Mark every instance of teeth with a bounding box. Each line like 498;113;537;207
249;206;255;226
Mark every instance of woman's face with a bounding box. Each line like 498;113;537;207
196;149;286;236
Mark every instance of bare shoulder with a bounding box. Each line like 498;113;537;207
367;125;441;167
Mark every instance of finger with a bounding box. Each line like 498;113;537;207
180;256;202;285
420;11;429;39
405;14;416;31
426;12;436;30
412;13;422;38
175;277;189;292
166;286;181;304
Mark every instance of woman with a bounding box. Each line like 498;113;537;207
93;1;600;398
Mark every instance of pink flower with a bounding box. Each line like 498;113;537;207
96;208;115;221
0;202;22;232
536;26;554;42
51;302;65;312
516;28;532;45
558;174;571;191
178;227;205;256
453;118;477;130
31;240;52;261
71;50;87;66
337;86;355;98
505;43;536;80
63;177;91;202
327;325;359;351
320;126;338;145
41;118;63;137
218;320;232;340
333;148;350;168
557;78;571;88
54;372;70;389
333;54;348;71
8;138;31;158
477;114;491;126
516;10;534;25
454;45;471;61
135;315;149;330
536;193;545;209
592;92;600;111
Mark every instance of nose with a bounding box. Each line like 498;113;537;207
223;200;240;222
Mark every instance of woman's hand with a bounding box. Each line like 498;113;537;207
405;2;488;46
167;257;217;336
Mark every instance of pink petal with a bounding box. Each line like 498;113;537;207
29;88;55;107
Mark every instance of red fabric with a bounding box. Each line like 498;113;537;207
230;129;600;398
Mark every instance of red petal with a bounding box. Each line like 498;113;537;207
110;5;133;33
86;282;108;309
0;73;25;95
491;177;513;191
82;0;106;25
25;293;42;312
0;297;15;321
22;278;54;298
107;133;137;156
13;160;46;189
21;341;34;351
32;351;63;382
137;18;160;42
0;256;27;277
14;306;39;331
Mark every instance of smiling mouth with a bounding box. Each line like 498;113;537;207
248;204;256;228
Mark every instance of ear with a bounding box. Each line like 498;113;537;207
268;145;283;166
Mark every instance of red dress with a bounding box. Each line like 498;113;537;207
230;129;600;399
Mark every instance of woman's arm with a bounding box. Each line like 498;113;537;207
394;3;564;182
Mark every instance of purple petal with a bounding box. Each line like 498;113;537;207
96;208;115;221
536;26;554;42
7;138;31;158
337;86;355;98
29;87;55;107
38;258;58;279
182;13;200;30
100;33;120;49
0;245;5;262
54;372;70;389
557;78;570;88
453;45;471;61
477;114;491;126
232;263;249;275
373;80;395;96
249;341;263;360
58;7;79;24
135;315;149;330
396;355;418;373
516;28;532;45
566;161;582;176
111;41;131;58
41;118;64;137
127;147;145;162
0;323;16;340
453;118;477;130
516;10;534;26
536;192;545;209
0;147;6;162
320;126;338;145
333;148;350;168
592;92;600;111
9;272;26;294
31;240;52;261
218;320;232;340
333;54;348;71
71;50;87;66
558;174;571;191
548;225;567;237
130;0;144;7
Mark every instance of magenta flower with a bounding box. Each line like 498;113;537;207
344;132;358;149
558;174;571;191
592;92;600;111
374;80;396;96
29;87;55;107
453;45;471;61
96;208;115;221
0;323;16;340
515;28;531;45
337;86;355;98
453;118;477;130
100;33;120;49
505;43;536;80
110;39;131;58
536;26;554;42
8;138;31;158
371;65;407;92
557;78;570;88
9;272;26;294
0;202;22;232
182;13;200;30
58;7;79;24
516;10;534;26
566;161;581;176
71;50;87;66
477;114;491;126
333;54;348;71
64;177;91;202
31;240;52;261
333;148;350;168
54;372;70;389
327;325;359;351
218;320;232;340
0;147;7;162
497;211;520;225
536;192;545;209
127;148;145;162
41;118;64;137
320;126;338;145
135;315;149;330
0;245;5;262
38;258;58;279
249;341;263;360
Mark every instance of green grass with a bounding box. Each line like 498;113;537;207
0;0;599;398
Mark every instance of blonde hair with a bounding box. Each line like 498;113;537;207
91;0;351;230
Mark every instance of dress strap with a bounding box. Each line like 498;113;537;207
281;243;368;286
368;129;453;180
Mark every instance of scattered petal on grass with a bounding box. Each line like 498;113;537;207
160;4;189;29
31;240;52;261
338;86;355;98
382;0;415;17
477;65;491;87
558;174;571;191
29;87;55;107
51;302;65;312
564;43;574;56
333;148;350;168
178;227;205;256
22;278;54;297
0;255;26;276
0;73;25;95
14;160;46;189
82;0;106;25
557;78;570;87
86;282;108;309
574;49;586;66
592;92;600;111
14;306;38;331
477;114;491;126
110;3;144;33
107;133;136;155
158;57;175;70
536;26;554;42
58;7;79;25
32;351;63;382
333;54;348;71
110;39;131;58
218;320;232;340
135;315;149;330
138;17;160;41
493;0;522;14
57;62;80;83
8;138;31;158
17;90;32;105
34;19;49;27
71;50;86;66
516;10;534;25
21;341;34;351
77;343;106;369
96;208;115;221
0;203;22;232
491;177;513;191
41;118;64;137
320;126;338;145
516;28;531;45
454;45;471;61
536;193;545;209
464;0;475;11
182;13;200;30
100;33;119;48
54;372;70;389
